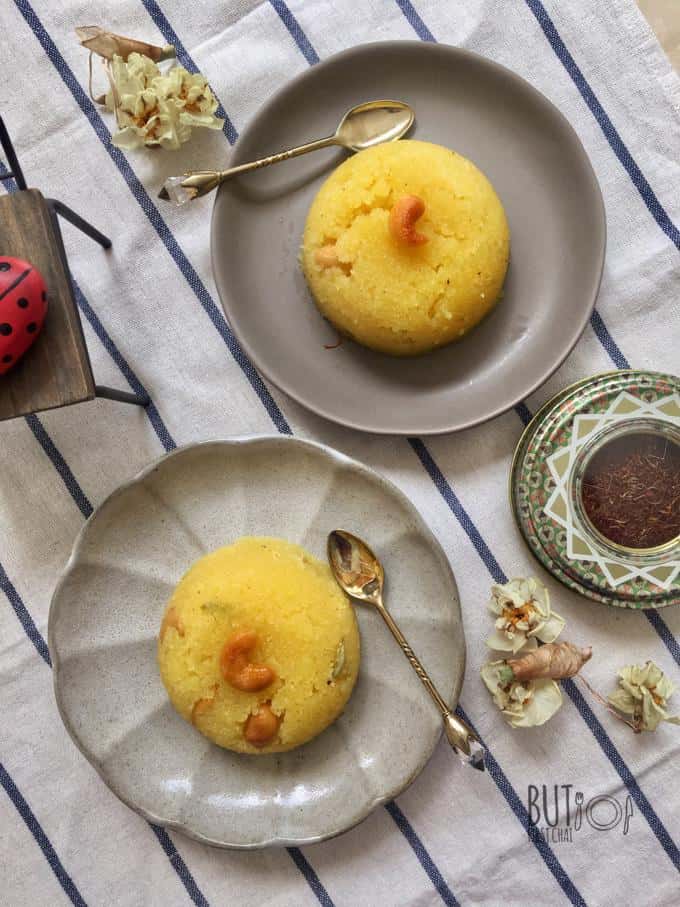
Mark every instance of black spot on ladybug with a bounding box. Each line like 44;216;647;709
0;323;12;336
27;322;37;333
2;354;11;363
17;298;29;309
42;291;47;302
0;262;9;272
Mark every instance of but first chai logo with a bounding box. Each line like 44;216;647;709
528;785;634;843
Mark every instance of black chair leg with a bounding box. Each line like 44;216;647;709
48;199;111;249
0;116;27;190
95;385;150;407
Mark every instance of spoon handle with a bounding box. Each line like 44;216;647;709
376;603;484;768
159;135;336;202
217;135;336;180
377;604;449;713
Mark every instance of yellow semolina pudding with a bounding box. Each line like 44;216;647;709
301;140;510;356
158;537;360;754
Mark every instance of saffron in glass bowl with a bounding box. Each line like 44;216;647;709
581;432;680;550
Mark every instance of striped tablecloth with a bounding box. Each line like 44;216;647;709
1;1;679;905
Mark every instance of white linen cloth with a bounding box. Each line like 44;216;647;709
1;1;679;905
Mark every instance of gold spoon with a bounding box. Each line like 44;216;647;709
328;529;485;771
159;99;414;205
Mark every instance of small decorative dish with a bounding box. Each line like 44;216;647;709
49;437;465;848
510;371;680;608
211;41;605;434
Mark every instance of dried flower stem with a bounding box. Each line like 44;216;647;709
87;52;112;106
575;673;640;733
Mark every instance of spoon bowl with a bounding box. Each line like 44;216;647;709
327;529;384;604
328;529;485;770
335;100;415;151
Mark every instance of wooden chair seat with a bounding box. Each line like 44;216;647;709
0;189;95;421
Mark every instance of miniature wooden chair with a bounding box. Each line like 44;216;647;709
0;116;148;421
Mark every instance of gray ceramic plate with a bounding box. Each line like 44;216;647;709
212;41;605;435
50;437;464;848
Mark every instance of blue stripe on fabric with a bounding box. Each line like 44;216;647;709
0;561;51;666
455;705;587;907
384;802;460;907
0;761;88;907
0;164;177;455
589;309;630;369
13;0;291;439
286;848;336;907
525;0;680;252
149;824;211;907
24;414;93;519
514;402;533;427
394;0;436;41
645;611;680;667
408;438;505;583
139;0;237;144
269;0;320;65
410;434;680;870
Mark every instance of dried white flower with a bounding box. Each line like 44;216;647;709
608;661;680;732
481;660;563;728
487;577;565;654
105;53;223;150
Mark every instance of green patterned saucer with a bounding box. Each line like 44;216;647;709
510;371;680;609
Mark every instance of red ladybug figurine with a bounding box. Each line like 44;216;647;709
0;256;48;375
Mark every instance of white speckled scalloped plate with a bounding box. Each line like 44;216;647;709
49;437;464;849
